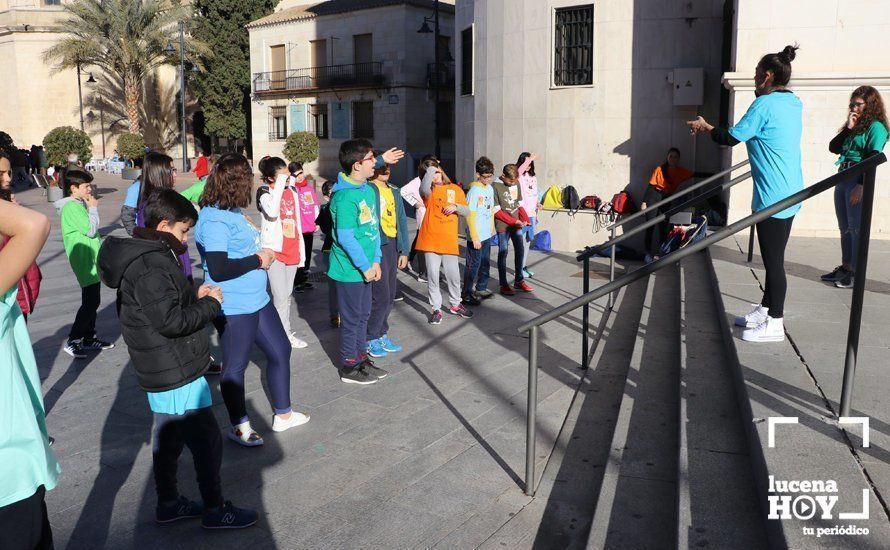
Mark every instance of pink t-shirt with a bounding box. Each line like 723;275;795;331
518;158;539;218
294;181;318;233
399;176;427;226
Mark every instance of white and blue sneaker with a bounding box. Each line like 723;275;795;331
367;338;389;358
379;334;402;353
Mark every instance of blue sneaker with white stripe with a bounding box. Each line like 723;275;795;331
379;334;402;353
367;338;389;358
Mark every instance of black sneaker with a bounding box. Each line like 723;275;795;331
393;294;404;302
156;496;204;524
448;304;474;318
821;265;848;282
63;339;87;359
360;359;388;379
429;310;443;325
201;501;258;530
81;336;115;350
339;366;379;385
462;294;482;306
835;272;855;289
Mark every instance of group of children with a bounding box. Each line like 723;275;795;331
43;139;544;532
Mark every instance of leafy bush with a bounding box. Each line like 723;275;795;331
0;131;15;157
283;131;319;166
43;126;92;166
117;133;146;162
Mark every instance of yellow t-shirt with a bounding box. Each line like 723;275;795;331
374;181;398;238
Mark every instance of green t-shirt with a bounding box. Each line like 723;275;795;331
838;120;889;165
180;178;206;203
60;200;101;287
328;174;381;283
0;286;60;508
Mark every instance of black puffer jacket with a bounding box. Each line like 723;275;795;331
98;229;221;392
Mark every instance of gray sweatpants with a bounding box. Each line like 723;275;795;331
424;252;461;311
268;261;299;335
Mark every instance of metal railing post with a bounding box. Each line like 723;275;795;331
582;257;590;370
747;224;755;263
839;167;877;417
609;225;616;309
525;325;539;496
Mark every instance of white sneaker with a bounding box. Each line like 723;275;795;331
272;411;310;432
735;304;769;328
742;316;785;343
288;333;308;349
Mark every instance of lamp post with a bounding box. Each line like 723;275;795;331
418;0;441;159
166;21;190;172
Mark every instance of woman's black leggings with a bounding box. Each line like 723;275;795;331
643;187;672;255
757;216;795;318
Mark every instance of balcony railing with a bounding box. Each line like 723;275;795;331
427;61;455;89
253;62;385;94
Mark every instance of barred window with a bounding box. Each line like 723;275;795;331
310;104;329;139
553;5;593;87
269;106;287;141
352;101;373;139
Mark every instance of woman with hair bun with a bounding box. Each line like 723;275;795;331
688;45;803;343
821;86;889;288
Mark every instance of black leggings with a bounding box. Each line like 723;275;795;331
757;216;794;318
152;407;223;508
0;485;53;550
69;282;101;341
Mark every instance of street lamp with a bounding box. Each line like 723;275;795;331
165;21;190;172
417;0;441;159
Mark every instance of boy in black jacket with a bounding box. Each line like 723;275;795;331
98;189;257;530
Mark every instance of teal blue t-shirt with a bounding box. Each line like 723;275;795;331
195;206;269;315
124;179;141;208
729;90;803;219
0;287;60;508
146;377;212;415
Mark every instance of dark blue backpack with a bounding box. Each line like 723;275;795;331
530;230;552;252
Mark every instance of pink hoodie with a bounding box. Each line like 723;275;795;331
518;157;539;218
399;176;427;226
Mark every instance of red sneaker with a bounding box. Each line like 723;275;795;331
513;281;535;292
500;284;516;296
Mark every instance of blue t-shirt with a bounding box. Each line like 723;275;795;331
466;183;495;242
195;206;269;315
729;90;803;219
124;179;141;208
146;377;212;415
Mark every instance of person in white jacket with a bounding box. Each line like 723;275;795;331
256;156;307;349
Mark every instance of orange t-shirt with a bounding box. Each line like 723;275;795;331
415;183;467;255
649;165;694;195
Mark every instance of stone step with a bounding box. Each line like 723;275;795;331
708;239;890;548
587;266;682;548
677;251;768;549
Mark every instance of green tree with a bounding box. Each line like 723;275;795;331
43;0;208;135
284;131;320;166
192;0;277;152
116;133;146;163
43;126;92;166
0;131;14;158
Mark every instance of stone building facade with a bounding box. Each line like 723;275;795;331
456;0;890;251
248;0;455;183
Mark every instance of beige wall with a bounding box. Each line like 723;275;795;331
456;0;726;251
1;0;193;161
248;3;455;182
724;0;890;239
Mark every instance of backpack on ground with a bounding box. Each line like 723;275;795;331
562;186;580;211
530;230;551;252
542;185;563;209
611;190;635;215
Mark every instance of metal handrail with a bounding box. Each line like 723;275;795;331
582;159;749;242
520;152;887;496
577;170;753;261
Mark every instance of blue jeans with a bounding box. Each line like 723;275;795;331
834;175;863;271
462;237;491;297
496;230;525;286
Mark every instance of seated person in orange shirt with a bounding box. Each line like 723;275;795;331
641;147;709;261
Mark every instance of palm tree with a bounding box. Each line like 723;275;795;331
43;0;208;135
